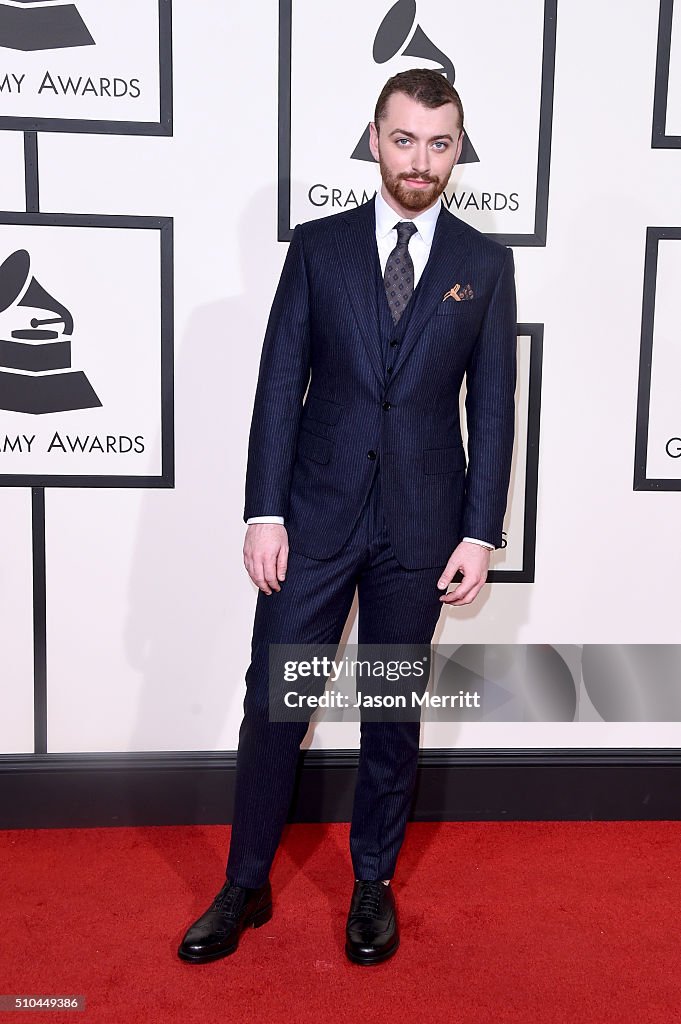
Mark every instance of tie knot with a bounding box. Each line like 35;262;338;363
395;221;417;245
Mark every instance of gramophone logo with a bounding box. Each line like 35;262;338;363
351;0;479;166
0;248;101;415
0;1;94;52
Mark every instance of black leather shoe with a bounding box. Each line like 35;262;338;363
178;880;272;963
345;881;399;965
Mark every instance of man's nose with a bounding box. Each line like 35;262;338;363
411;147;430;174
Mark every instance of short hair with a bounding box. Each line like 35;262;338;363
374;68;464;133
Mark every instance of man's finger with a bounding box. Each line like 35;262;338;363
262;554;281;591
437;558;460;590
440;574;486;605
276;545;288;582
448;582;485;605
440;570;478;601
251;556;273;595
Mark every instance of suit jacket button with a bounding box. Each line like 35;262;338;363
389;339;399;348
382;401;391;411
387;365;393;374
367;449;377;460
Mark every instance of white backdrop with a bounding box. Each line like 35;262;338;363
1;1;680;756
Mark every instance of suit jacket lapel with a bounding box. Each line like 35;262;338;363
388;208;471;382
335;197;384;386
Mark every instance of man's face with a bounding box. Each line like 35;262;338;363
369;91;463;214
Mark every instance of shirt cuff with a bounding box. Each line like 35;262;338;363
246;516;285;525
462;536;495;550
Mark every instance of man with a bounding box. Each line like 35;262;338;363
179;68;516;966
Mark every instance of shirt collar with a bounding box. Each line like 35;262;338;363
374;188;442;245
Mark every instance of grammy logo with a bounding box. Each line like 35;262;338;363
0;1;95;53
0;249;101;415
350;0;479;166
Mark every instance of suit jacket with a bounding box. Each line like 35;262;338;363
243;196;517;570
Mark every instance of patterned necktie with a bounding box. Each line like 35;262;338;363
384;220;418;324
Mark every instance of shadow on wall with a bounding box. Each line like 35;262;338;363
123;190;282;741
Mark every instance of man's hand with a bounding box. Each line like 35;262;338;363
243;523;289;595
437;541;491;606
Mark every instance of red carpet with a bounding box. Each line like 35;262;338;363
2;821;681;1023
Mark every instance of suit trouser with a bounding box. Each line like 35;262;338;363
226;469;446;888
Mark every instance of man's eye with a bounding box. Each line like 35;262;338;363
432;142;448;151
395;138;411;146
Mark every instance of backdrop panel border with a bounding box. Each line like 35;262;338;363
634;226;681;492
652;0;680;148
488;323;542;583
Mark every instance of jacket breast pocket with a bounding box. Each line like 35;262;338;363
435;298;483;317
297;427;333;465
423;445;467;475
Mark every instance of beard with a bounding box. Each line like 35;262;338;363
379;152;452;212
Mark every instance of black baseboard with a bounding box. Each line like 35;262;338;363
2;749;681;828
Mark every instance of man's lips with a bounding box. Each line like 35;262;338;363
402;178;435;189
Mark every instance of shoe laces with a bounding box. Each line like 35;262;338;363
356;881;384;918
211;882;244;918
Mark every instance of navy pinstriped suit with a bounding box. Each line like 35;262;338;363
226;196;516;887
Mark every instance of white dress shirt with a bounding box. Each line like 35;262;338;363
247;189;494;552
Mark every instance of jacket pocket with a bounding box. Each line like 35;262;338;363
297;427;333;465
303;394;343;425
435;298;482;316
423;445;467;474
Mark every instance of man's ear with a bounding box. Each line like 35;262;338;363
368;121;380;163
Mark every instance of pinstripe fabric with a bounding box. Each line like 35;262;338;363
227;470;445;888
244;197;517;566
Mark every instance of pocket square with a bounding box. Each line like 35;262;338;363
442;283;475;302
